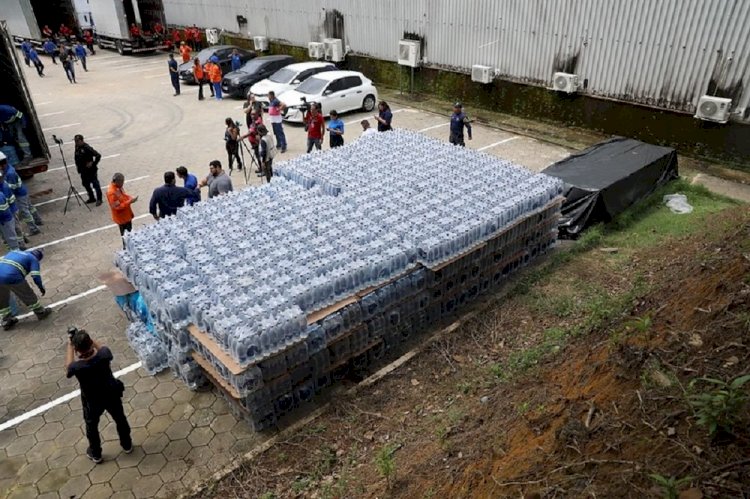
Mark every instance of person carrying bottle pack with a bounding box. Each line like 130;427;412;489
449;102;472;147
0;248;51;330
0;152;42;235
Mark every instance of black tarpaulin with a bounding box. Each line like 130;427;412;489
542;137;678;238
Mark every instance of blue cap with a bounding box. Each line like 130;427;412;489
30;249;43;261
210;55;219;63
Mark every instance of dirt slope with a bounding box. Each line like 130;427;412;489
196;208;750;499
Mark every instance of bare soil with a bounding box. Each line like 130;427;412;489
195;208;750;499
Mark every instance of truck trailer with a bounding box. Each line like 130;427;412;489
3;0;79;47
0;21;49;179
89;0;167;54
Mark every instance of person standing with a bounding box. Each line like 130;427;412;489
0;248;51;330
0;172;19;250
0;105;32;161
304;103;325;153
179;41;192;64
199;160;233;198
326;110;344;148
267;91;287;153
176;166;201;205
257;124;276;183
374;101;393;132
74;42;88;71
129;23;141;39
192;25;202;50
449;102;472;147
169;28;182;52
208;56;223;100
83;30;96;54
28;48;45;77
43;38;58;64
149;171;191;219
243;94;263;127
202;59;216;98
74;134;103;206
240;110;263;169
230;49;242;72
106;173;138;248
224;118;242;172
66;329;133;464
0;153;42;235
59;46;77;83
192;57;207;100
167;53;180;96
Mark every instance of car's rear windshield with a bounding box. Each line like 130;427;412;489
296;76;328;95
269;67;296;84
197;48;217;63
239;59;268;73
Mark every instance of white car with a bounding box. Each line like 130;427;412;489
250;62;337;105
279;70;378;123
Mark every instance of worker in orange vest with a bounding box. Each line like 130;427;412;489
192;57;209;100
106;172;138;249
207;56;223;100
179;41;192;63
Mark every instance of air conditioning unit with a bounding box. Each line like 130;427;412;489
323;38;344;62
398;39;421;67
205;28;219;45
552;72;579;93
253;36;268;52
308;42;325;59
694;95;732;123
471;65;493;84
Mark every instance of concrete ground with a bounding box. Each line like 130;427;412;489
0;50;571;499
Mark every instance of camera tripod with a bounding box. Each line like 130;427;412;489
52;134;90;214
237;135;262;185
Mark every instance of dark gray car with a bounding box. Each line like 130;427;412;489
220;55;295;98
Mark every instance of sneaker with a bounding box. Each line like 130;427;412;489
2;317;18;331
122;445;133;454
28;229;41;236
34;308;51;320
86;448;102;464
95;200;103;207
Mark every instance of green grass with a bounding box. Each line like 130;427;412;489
599;179;737;249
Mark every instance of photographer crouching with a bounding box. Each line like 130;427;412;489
65;327;133;464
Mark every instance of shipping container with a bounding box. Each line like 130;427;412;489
89;0;167;54
0;20;49;179
3;0;79;47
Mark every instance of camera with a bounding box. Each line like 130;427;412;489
300;96;311;113
67;326;79;340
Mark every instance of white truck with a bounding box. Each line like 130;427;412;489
88;0;167;54
3;0;79;48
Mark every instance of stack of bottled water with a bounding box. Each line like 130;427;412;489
275;130;563;267
116;129;563;428
125;321;168;375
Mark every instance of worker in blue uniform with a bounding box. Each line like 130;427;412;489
0;152;42;235
448;102;472;147
0;248;51;330
0;105;32;161
0;171;20;250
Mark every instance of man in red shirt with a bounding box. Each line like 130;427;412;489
129;23;141;38
192;25;202;50
84;30;95;54
304;103;325;153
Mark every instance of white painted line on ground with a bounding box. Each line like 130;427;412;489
116;59;168;70
47;153;121;172
36;101;53;106
0;360;142;432
40;111;65;117
33;175;150;207
418;122;450;132
42;123;81;131
477;136;519;151
29;213;150;251
17;285;107;320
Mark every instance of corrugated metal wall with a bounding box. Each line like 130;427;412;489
163;0;750;121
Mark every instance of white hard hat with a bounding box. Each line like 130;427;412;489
0;152;6;161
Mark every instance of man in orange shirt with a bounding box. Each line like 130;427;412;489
207;56;223;100
192;57;207;100
179;41;192;63
106;173;138;249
